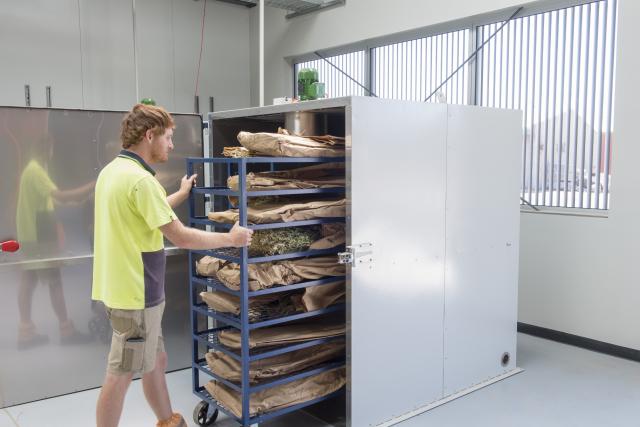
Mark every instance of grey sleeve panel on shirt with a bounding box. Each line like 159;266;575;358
141;249;166;308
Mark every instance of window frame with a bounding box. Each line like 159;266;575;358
289;0;616;212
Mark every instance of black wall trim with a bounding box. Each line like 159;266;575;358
518;322;640;363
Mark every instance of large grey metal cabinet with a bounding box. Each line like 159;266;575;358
0;107;202;408
209;96;522;426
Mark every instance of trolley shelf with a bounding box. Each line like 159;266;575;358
195;362;242;393
188;153;347;426
192;246;344;264
190;217;345;230
186;156;346;164
194;387;346;426
192;187;345;197
193;329;346;363
192;275;345;298
192;302;346;330
194;359;346;394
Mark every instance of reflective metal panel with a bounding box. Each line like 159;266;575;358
0;107;202;407
443;105;521;396
348;97;446;426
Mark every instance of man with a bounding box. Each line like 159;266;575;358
16;133;95;349
92;104;252;427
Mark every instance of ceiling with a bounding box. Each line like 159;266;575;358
214;0;345;18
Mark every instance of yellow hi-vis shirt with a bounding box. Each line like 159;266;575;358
16;159;58;243
92;150;177;309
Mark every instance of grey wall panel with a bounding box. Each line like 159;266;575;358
0;0;83;108
79;0;137;110
172;0;252;113
134;0;176;112
0;107;202;407
0;0;252;112
443;105;522;396
348;97;446;426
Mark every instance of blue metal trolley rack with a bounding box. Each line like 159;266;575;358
187;156;347;426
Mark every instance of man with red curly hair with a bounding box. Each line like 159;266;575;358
92;104;252;427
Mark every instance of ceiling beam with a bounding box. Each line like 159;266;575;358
214;0;256;8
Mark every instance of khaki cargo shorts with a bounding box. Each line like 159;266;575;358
105;302;165;375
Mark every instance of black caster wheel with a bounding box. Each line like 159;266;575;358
193;401;218;426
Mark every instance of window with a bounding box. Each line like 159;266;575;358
372;29;470;104
292;0;618;210
478;1;617;209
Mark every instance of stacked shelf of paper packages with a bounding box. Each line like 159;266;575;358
197;129;347;418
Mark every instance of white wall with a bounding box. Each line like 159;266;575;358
261;0;640;350
519;0;640;350
250;5;292;106
0;0;251;112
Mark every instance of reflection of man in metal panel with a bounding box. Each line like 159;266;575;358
16;134;95;349
93;104;252;427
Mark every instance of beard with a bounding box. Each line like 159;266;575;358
150;145;169;163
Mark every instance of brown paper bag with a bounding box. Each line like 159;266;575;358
218;320;345;350
204;367;346;418
237;132;345;158
205;341;345;383
196;256;345;291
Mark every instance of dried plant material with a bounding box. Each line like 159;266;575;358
249;226;321;257
222;147;258;158
247;223;345;257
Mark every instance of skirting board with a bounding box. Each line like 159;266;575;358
377;368;524;427
518;322;640;362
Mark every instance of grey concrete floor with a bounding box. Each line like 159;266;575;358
2;333;639;427
398;333;640;427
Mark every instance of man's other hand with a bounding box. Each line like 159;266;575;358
228;222;253;247
179;174;197;195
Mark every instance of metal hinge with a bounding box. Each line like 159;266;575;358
338;243;373;267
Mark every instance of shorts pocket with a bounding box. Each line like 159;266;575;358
108;310;135;335
122;338;145;372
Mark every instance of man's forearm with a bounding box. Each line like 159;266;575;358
161;218;249;250
167;191;187;209
52;181;95;204
172;225;233;250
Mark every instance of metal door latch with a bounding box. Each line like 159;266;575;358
338;243;373;267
